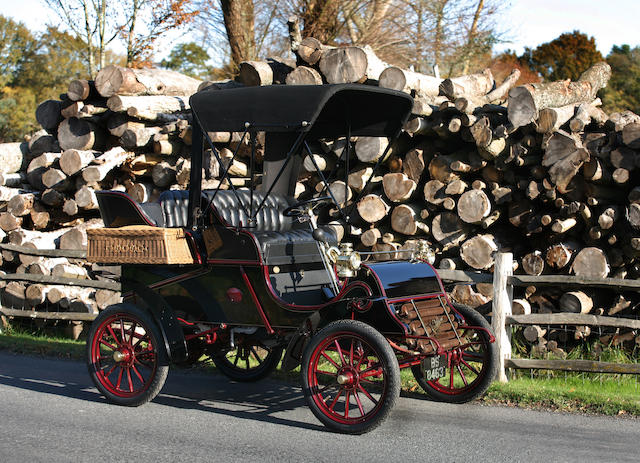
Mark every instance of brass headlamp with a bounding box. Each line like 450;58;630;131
413;239;436;264
327;242;361;278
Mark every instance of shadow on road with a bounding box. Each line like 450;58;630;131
0;353;325;432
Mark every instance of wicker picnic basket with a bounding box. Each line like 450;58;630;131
87;226;194;264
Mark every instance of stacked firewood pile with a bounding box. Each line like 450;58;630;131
0;32;639;352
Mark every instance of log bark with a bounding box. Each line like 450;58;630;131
151;161;177;188
361;228;382;247
319;45;389;84
378;66;441;96
58;218;103;250
522;250;544;276
120;125;161;149
75;185;98;210
402;148;426;183
439;69;494;100
508;62;611;128
82;147;128;182
67;79;98;101
35;100;63;131
297;37;331;65
536;103;576;133
95;65;201;97
285;66;323;85
431;212;467;249
460;234;497;269
0;143;28;175
59;149;98;176
7;193;36;217
391;204;429;235
357;194;390;223
238;58;294;86
382;173;417;202
571;247;609;278
42;168;71;191
559;291;593;314
457;189;491;224
57;117;106;151
107;95;191;117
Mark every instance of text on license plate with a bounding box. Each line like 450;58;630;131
423;354;447;381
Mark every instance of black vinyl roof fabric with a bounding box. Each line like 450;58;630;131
190;84;413;138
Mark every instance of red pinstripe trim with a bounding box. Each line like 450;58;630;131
240;267;274;334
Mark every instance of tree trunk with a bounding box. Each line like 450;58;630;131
220;0;256;68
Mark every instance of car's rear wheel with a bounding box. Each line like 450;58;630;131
411;303;497;403
301;320;400;434
87;304;168;407
212;339;283;382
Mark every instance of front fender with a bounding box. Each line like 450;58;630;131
123;278;188;363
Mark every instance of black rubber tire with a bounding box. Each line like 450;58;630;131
212;342;283;382
87;304;169;407
411;302;497;404
301;320;400;434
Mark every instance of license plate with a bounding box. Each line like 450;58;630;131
423;354;447;381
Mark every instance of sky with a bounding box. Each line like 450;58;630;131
2;0;639;62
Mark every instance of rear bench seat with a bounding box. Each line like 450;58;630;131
96;189;337;265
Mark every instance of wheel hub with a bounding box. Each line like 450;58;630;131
336;369;357;387
450;348;462;366
113;348;132;364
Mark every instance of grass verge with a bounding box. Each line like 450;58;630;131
0;329;638;417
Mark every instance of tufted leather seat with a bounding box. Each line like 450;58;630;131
142;189;337;264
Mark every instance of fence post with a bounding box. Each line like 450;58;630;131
491;252;513;382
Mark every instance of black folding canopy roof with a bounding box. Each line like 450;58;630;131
189;84;414;138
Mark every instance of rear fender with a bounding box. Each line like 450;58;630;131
123;279;188;363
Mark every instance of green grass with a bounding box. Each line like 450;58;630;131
0;327;638;417
0;327;85;359
483;375;640;416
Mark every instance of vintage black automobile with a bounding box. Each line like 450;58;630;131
86;84;497;434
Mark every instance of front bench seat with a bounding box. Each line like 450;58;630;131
152;189;338;265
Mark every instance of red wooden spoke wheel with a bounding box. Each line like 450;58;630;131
411;303;497;403
87;304;168;407
302;320;400;434
213;338;283;382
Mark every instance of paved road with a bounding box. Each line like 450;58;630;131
0;351;637;462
